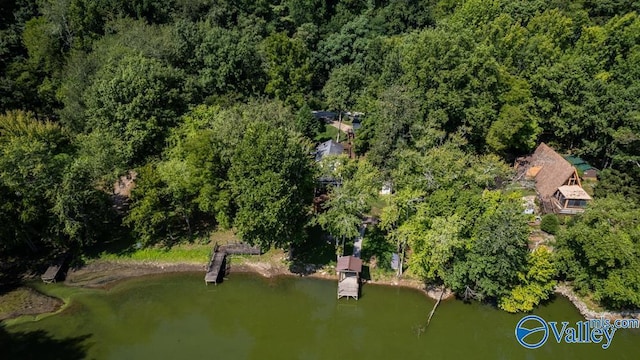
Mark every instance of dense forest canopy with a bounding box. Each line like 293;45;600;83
1;0;640;311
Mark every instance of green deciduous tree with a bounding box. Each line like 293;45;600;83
362;85;425;171
405;215;465;283
193;24;266;100
262;32;312;108
316;158;381;252
0;111;72;251
84;53;186;165
556;196;640;309
323;63;364;114
451;191;530;300
499;247;557;312
540;214;560;234
229;122;315;250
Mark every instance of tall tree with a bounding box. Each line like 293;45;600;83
0;111;72;251
556;196;640;309
499;247;557;312
316;158;381;253
83;53;186;165
450;191;530;300
229;122;315;249
262;32;312;108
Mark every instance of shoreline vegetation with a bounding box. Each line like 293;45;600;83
3;251;637;323
2;0;640;336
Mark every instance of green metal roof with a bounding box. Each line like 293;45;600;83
575;163;594;172
564;155;586;166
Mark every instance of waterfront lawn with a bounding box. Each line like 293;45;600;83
94;231;238;264
98;245;211;264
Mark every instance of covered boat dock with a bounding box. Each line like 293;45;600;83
336;256;362;300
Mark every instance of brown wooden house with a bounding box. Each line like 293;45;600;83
517;143;592;214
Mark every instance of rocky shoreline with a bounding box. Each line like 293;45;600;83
554;283;640;321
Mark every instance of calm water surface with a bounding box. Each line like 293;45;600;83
5;273;640;359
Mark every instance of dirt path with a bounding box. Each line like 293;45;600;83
329;120;352;133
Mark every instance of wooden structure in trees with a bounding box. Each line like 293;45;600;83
515;143;592;214
336;256;362;300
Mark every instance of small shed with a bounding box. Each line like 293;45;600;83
336;256;362;300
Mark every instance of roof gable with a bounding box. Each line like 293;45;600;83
530;143;578;199
315;139;344;162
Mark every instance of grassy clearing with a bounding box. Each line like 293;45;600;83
505;186;537;197
98;245;212;264
238;248;285;264
95;230;239;264
369;267;400;281
314;123;346;143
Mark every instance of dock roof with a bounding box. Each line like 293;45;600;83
336;256;362;273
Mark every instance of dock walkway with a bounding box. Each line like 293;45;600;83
352;226;365;258
205;249;227;285
204;242;261;285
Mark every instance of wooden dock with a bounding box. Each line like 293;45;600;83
205;247;227;285
221;242;261;255
204;242;261;285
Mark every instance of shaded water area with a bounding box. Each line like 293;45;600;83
3;273;640;359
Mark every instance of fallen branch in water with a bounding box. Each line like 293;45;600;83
416;285;445;336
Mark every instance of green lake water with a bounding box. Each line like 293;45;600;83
3;272;640;359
